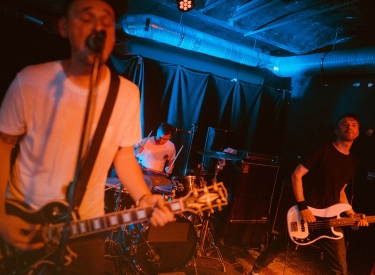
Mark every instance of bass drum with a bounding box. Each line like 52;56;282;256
133;216;197;274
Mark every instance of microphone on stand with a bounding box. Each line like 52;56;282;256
85;30;106;53
176;128;192;134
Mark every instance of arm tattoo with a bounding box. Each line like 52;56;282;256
0;132;20;145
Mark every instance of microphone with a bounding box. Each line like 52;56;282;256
85;30;106;53
367;129;374;137
176;128;192;134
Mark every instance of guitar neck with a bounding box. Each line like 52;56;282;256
330;215;375;227
61;199;184;239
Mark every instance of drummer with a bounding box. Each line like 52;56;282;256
134;122;176;175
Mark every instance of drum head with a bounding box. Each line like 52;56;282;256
134;216;197;274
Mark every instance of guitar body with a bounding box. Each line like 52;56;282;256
287;203;352;246
1;200;69;275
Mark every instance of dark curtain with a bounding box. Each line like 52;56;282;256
109;55;288;175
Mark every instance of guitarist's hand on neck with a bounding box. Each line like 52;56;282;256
138;194;175;226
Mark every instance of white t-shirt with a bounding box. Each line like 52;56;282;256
136;137;176;172
0;61;141;219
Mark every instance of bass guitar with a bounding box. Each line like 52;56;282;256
287;203;375;246
0;182;228;275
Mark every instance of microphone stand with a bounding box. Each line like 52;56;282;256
183;124;198;176
55;49;102;273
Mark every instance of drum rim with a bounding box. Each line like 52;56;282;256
172;175;196;179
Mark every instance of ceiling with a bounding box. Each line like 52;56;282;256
1;0;375;56
125;0;375;55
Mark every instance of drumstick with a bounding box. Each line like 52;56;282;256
170;145;184;167
139;130;153;146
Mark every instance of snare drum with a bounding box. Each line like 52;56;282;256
104;178;134;213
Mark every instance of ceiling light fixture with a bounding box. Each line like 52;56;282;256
178;0;194;12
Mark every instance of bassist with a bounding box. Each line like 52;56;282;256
249;113;369;275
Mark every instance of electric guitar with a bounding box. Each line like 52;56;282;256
287;203;375;246
0;182;228;275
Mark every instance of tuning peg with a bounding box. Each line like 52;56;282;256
213;182;220;191
216;199;222;211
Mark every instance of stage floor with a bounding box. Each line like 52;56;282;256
104;235;336;275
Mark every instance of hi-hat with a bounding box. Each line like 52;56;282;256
197;150;243;160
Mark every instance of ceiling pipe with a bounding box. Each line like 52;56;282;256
271;48;375;77
121;14;375;77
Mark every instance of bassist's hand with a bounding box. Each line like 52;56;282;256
0;214;43;250
351;213;369;227
299;208;316;224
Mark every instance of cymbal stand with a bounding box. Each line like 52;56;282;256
194;162;227;272
195;210;226;272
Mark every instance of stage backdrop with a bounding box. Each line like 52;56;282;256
109;55;290;175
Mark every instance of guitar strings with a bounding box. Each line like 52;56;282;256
295;217;363;229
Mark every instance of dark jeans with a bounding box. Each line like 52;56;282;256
252;227;347;275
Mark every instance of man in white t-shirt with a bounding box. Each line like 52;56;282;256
135;122;177;174
0;1;174;274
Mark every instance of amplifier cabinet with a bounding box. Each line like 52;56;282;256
230;161;279;223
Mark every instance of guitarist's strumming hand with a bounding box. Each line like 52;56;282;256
0;213;44;251
299;208;316;224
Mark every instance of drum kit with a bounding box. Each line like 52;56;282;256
104;149;240;275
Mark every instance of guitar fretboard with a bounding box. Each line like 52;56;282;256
55;200;184;239
330;216;375;227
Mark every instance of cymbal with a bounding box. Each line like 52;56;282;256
197;150;243;160
141;167;169;177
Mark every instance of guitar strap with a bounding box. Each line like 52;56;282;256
70;72;120;216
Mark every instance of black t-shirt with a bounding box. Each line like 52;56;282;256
301;143;357;209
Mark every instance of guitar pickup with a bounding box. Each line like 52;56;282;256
290;221;298;232
300;219;306;232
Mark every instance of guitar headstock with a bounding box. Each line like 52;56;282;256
179;182;228;214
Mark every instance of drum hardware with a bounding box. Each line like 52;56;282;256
193;153;231;272
105;179;135;213
121;215;198;275
194;211;227;272
171;175;208;199
103;180;230;275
